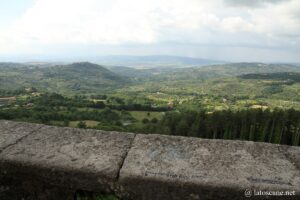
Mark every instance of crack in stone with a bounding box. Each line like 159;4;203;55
0;125;44;155
116;134;136;181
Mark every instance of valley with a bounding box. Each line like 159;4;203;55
1;62;300;146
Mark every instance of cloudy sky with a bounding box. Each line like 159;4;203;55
0;0;299;62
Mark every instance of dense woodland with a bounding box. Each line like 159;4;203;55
159;109;300;146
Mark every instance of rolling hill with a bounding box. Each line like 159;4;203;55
0;62;127;94
1;61;300;103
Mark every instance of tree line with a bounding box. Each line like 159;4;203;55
157;109;300;146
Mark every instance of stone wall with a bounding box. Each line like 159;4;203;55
0;120;299;200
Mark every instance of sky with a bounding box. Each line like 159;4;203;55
0;0;299;62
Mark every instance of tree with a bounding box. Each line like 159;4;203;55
151;118;158;123
92;101;106;109
188;123;199;137
63;119;69;126
142;118;149;124
77;121;87;129
175;119;189;136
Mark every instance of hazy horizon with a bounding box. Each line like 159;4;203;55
1;0;300;63
0;55;300;65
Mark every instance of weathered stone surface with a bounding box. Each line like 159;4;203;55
0;122;135;194
0;120;17;130
119;134;300;200
1;121;300;200
0;120;42;151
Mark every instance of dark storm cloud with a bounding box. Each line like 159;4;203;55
224;0;289;8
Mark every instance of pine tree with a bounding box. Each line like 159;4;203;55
175;119;189;136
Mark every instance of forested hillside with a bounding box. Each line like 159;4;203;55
240;72;300;82
0;62;127;94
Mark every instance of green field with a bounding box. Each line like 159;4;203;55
129;111;163;121
69;120;100;128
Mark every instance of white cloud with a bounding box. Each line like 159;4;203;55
0;0;299;61
224;0;289;8
7;0;215;45
221;17;254;32
249;0;300;39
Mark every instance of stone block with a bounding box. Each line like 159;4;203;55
119;134;300;200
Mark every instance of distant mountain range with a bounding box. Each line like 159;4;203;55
0;55;224;69
94;55;225;68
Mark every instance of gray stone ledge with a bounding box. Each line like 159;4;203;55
0;120;300;200
0;120;43;151
119;134;300;199
0;121;135;194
